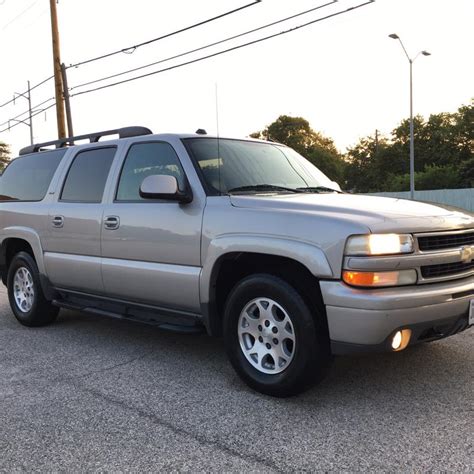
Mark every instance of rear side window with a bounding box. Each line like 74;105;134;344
0;150;66;201
0;149;66;202
61;147;116;203
116;142;185;201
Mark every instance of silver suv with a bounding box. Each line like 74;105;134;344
1;126;473;396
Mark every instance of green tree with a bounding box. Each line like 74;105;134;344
345;100;473;192
452;101;473;162
459;156;474;187
392;114;463;171
385;165;462;192
344;132;408;193
0;142;10;172
251;115;346;184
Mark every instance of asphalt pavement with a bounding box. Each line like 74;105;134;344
0;285;473;472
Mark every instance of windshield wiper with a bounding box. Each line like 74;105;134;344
296;186;342;194
227;184;302;194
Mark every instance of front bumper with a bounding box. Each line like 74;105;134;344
320;276;473;354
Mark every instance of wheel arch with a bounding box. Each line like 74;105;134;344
200;235;333;337
0;228;50;295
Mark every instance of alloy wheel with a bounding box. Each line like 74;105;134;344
13;266;35;313
238;297;296;374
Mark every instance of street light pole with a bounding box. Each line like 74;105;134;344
409;58;414;200
389;33;431;200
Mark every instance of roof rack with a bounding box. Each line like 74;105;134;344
19;126;153;156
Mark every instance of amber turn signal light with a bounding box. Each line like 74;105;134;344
342;270;417;288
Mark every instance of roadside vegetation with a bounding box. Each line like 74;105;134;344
0;142;9;172
252;100;473;192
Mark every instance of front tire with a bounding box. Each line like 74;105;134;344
7;252;58;327
223;274;330;397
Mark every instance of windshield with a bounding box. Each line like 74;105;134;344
185;138;339;195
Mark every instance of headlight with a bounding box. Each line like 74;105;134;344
345;234;414;256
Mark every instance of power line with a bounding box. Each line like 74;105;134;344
0;101;56;134
0;0;262;135
0;75;54;109
70;0;337;92
0;1;374;138
68;0;262;69
70;1;374;99
1;0;38;31
1;2;261;108
0;97;55;128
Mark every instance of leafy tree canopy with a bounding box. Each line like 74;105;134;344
250;115;346;183
385;165;462;192
0;142;10;172
345;100;473;192
249;101;472;192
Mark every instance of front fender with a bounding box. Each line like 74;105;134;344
200;233;333;306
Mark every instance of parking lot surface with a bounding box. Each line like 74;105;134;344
0;286;472;472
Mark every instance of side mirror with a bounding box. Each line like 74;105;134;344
139;175;193;203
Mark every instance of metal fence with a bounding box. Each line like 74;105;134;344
368;188;474;212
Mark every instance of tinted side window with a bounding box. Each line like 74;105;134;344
116;142;185;201
61;147;116;202
0;150;66;202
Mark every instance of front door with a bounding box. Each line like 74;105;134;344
43;146;117;294
100;141;203;313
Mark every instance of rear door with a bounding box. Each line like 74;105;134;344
43;146;117;294
100;140;204;313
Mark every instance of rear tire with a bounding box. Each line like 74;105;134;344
223;274;330;397
7;251;58;327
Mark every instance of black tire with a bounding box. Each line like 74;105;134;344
223;273;331;397
7;251;59;327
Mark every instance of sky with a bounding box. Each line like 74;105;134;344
0;0;473;157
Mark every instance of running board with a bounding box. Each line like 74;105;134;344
52;292;204;334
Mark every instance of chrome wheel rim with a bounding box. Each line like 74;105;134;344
13;267;35;313
238;297;296;375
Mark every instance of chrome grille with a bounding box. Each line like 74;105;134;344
421;261;474;279
418;231;474;251
416;229;474;282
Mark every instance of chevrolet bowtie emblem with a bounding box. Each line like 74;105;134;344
460;246;474;263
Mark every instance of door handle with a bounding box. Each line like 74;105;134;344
104;216;120;230
52;215;64;228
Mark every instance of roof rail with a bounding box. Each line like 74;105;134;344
19;126;153;156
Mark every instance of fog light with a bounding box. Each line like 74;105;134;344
391;329;412;351
392;331;402;349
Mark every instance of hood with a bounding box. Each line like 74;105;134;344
229;193;474;233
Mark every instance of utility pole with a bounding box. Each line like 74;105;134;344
26;81;33;144
11;81;34;145
61;63;74;138
49;0;66;139
375;129;379;155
